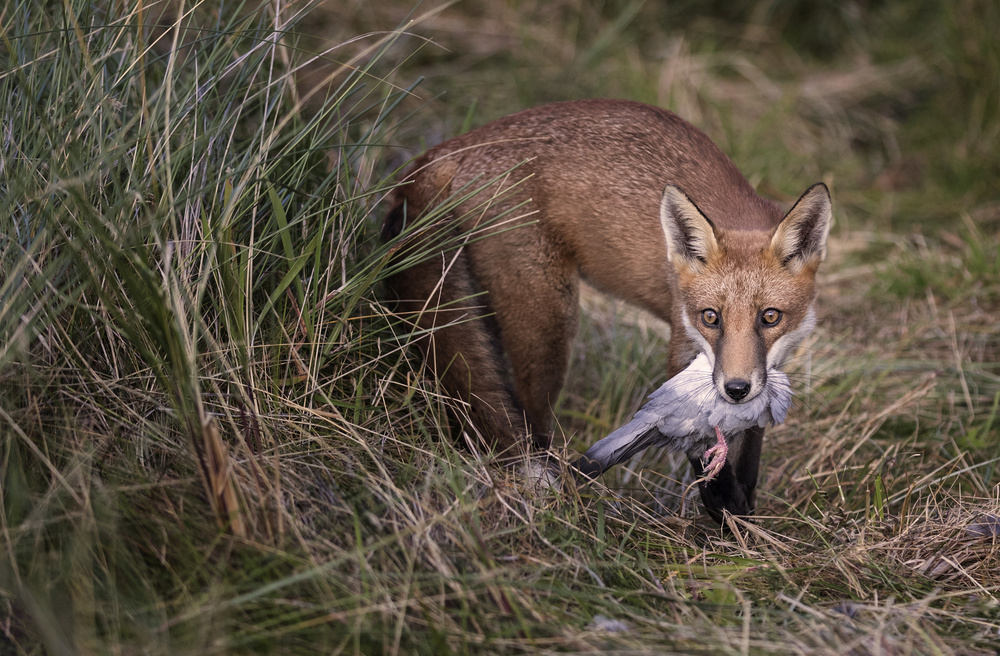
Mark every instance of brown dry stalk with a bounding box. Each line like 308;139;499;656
203;417;247;538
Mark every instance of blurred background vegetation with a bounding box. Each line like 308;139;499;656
1;0;998;653
315;0;999;215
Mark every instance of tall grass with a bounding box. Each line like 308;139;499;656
0;0;424;649
2;0;1000;654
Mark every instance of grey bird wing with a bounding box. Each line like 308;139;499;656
576;355;713;478
576;419;665;479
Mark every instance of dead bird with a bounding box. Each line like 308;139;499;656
575;352;792;480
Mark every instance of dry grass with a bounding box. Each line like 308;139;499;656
2;0;999;654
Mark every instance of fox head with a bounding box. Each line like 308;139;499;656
659;183;832;404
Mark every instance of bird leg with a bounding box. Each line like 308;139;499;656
700;426;728;480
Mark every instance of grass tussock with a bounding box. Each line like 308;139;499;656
2;0;999;654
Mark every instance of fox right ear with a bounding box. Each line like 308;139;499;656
660;185;720;270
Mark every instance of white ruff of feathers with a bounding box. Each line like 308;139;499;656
580;352;792;475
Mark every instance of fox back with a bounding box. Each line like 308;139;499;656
382;99;831;521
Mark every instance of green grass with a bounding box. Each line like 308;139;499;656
2;0;1000;654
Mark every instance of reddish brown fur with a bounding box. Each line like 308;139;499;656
382;99;830;519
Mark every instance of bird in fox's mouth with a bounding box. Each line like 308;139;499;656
575;352;792;480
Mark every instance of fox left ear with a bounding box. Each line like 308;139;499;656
770;183;832;272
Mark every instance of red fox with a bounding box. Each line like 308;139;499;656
382;99;831;521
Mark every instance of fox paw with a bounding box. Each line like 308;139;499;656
520;456;561;491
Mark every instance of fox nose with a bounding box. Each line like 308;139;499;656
724;379;751;401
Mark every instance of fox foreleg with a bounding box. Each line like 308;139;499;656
688;426;765;523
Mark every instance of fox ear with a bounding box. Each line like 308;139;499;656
771;183;832;272
660;185;720;270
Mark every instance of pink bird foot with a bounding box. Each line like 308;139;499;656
701;426;728;480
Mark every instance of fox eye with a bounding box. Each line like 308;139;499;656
761;308;782;326
701;309;719;328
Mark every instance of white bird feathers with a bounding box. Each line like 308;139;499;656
576;352;792;480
